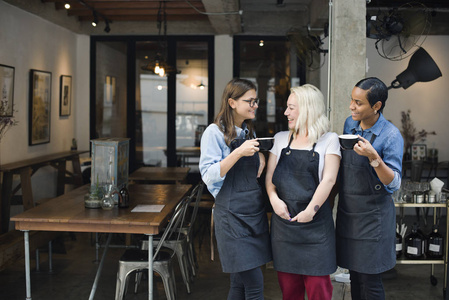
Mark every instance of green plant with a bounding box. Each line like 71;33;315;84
400;110;436;152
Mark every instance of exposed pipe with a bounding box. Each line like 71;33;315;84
326;0;333;119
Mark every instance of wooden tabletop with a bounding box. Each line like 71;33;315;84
11;184;192;235
129;167;190;183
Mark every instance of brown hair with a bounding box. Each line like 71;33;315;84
214;78;257;146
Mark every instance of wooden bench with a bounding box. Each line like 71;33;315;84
0;230;61;271
0;150;88;233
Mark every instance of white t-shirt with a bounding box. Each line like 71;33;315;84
269;131;341;182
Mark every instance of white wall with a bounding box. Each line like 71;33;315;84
320;35;449;162
366;36;449;161
0;2;90;201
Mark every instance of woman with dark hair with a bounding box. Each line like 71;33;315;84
199;78;272;300
336;77;404;299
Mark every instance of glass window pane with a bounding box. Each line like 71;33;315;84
135;41;168;167
239;39;297;137
95;41;128;138
175;41;208;170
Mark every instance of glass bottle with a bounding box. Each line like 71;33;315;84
426;225;444;259
396;231;403;258
105;177;120;206
405;223;424;259
119;186;130;208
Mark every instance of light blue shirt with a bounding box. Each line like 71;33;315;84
199;123;252;198
343;113;403;193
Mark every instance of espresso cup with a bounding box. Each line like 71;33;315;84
257;137;275;151
339;134;359;150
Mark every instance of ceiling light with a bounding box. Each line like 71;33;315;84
64;3;71;9
92;11;98;27
197;81;206;90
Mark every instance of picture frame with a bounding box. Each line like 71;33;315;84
29;69;51;146
0;64;15;117
411;144;427;161
59;75;72;116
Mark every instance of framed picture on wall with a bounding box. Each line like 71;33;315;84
411;144;427;161
29;69;51;146
0;64;15;117
60;75;72;116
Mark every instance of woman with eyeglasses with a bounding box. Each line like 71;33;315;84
199;78;272;300
265;84;340;300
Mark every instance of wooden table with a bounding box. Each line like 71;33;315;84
0;150;88;233
11;183;192;300
129;167;190;184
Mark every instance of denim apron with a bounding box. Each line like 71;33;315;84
214;138;272;273
336;133;395;274
271;135;336;276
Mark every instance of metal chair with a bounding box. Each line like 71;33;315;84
178;181;205;276
114;197;189;300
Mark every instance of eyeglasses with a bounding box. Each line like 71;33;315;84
241;98;260;107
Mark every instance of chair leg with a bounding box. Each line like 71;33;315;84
210;206;215;261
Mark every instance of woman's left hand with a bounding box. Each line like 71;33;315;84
290;210;314;223
354;135;378;159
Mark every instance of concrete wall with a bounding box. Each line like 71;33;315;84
0;2;90;202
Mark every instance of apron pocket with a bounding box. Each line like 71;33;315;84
340;163;375;195
226;210;268;239
337;207;381;241
272;214;326;245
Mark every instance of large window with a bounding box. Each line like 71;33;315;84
234;37;305;138
91;36;214;171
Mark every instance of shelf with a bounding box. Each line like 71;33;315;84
396;259;444;265
394;202;446;208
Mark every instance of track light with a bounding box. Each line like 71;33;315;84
92;11;98;27
104;20;111;33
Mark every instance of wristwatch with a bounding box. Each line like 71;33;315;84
369;157;381;168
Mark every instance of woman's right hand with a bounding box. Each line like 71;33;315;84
271;197;291;220
236;139;260;157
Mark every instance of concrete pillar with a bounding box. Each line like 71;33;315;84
329;0;367;134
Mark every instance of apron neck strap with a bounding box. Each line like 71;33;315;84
351;128;378;144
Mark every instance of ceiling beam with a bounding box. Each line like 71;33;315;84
202;0;242;35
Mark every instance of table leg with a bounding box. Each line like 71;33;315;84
89;233;112;300
24;230;32;300
147;234;153;300
1;171;13;233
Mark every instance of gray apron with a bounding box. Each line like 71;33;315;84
271;135;337;276
336;133;396;274
214;138;272;273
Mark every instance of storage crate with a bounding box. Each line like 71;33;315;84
90;138;130;190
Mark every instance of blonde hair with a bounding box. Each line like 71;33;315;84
290;84;329;144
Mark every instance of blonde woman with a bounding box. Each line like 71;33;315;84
265;84;340;300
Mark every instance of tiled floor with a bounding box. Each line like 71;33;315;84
0;214;446;300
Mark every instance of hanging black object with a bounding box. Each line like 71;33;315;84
388;47;442;90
